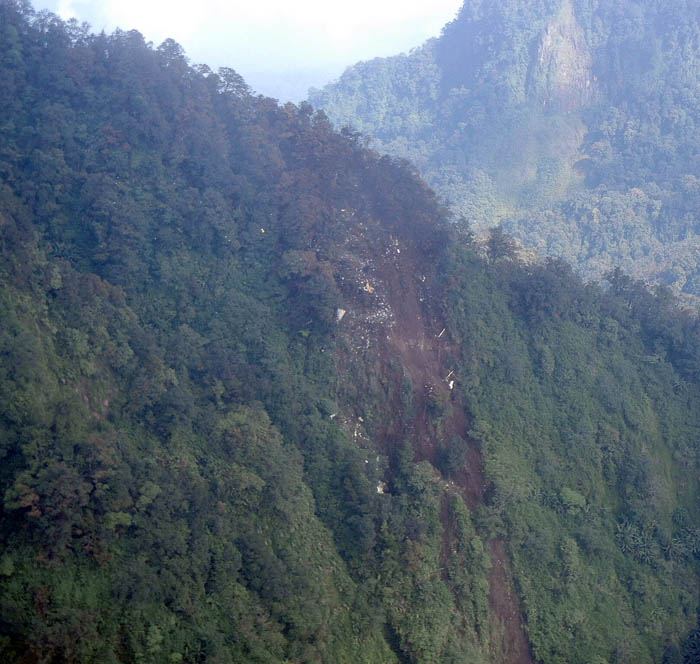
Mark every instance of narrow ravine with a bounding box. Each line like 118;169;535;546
334;220;534;663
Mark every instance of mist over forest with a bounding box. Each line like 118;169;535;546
311;0;700;301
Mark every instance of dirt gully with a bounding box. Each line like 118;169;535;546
334;219;533;664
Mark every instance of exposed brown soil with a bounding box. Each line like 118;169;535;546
333;219;534;663
488;539;534;664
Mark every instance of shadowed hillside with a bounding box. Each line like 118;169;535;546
1;2;700;662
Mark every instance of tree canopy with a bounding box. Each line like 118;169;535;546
0;2;699;662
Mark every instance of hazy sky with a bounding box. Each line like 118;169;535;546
31;0;462;101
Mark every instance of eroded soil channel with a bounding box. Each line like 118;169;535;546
334;220;534;663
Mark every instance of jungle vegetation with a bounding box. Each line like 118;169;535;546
0;1;699;662
309;0;700;300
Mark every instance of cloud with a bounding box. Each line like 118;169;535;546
33;0;462;99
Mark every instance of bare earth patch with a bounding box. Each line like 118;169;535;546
333;218;535;662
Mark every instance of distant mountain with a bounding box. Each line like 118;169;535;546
1;2;700;663
309;0;700;297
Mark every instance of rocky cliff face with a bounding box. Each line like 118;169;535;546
529;0;597;112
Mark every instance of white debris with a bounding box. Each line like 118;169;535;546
448;380;455;390
376;481;387;494
329;412;337;420
335;308;347;322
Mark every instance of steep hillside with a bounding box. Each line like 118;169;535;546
1;2;700;663
308;0;700;298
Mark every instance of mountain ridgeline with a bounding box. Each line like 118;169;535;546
309;0;700;299
1;2;700;663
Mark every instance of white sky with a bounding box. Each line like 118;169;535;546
31;0;462;101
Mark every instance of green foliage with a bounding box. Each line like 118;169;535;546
0;2;444;660
310;0;700;298
1;2;699;663
443;240;700;662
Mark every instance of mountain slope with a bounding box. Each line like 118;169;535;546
308;0;700;298
1;2;700;663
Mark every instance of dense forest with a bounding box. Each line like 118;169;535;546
0;1;699;662
309;0;700;300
